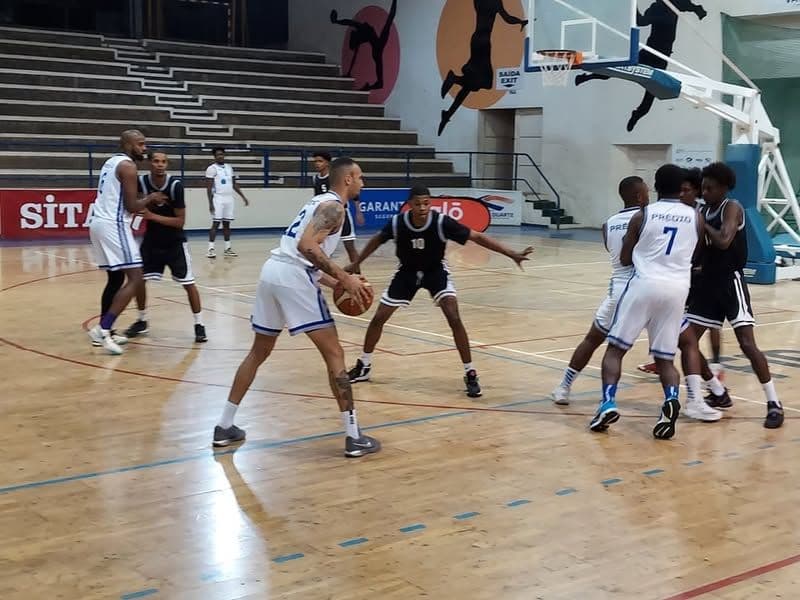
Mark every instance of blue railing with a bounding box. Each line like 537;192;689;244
0;141;561;222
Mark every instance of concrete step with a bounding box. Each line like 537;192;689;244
0;55;129;77
0;25;105;48
0;69;142;92
173;68;356;91
129;69;173;79
186;81;368;104
0;39;114;62
142;38;327;64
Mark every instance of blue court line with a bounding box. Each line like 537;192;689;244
601;478;623;486
399;524;426;533
684;460;703;466
339;537;368;548
273;553;305;563
643;469;664;476
0;395;568;496
506;499;531;507
454;511;480;520
121;590;158;600
555;488;576;496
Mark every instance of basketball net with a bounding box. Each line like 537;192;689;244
536;50;582;87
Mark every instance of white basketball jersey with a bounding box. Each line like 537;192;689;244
92;154;134;223
604;207;638;283
205;162;235;197
271;192;343;270
633;199;698;285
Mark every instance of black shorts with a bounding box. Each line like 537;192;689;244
142;240;195;285
380;266;456;307
686;270;754;330
340;208;356;242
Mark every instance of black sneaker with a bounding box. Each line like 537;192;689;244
125;320;149;338
705;389;733;410
213;424;246;447
765;401;784;429
195;324;208;343
653;398;681;440
345;434;381;458
464;369;482;398
348;359;371;383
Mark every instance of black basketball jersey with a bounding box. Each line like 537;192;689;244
701;198;747;278
379;210;471;271
139;174;186;245
313;174;330;195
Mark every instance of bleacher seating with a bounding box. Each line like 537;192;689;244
0;26;469;188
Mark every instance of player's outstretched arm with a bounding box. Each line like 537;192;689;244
468;231;533;269
620;209;645;266
705;201;742;250
298;201;371;306
348;231;388;272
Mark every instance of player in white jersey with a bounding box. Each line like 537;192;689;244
87;130;166;355
212;158;380;458
551;176;649;405
591;164;704;440
206;146;249;258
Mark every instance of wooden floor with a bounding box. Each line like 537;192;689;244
2;228;800;600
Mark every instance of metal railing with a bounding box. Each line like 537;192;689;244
0;141;561;222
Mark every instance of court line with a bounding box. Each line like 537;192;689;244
661;553;800;600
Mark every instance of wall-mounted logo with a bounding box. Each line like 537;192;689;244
401;195;493;232
330;1;400;104
436;0;528;136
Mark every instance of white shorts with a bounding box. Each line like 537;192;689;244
89;218;142;271
607;275;689;360
593;277;628;334
212;195;234;222
250;258;335;336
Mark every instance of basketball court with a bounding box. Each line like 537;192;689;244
2;228;800;599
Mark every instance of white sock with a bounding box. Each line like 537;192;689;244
560;367;580;390
705;375;725;396
463;362;474;372
208;241;214;250
225;240;232;250
218;401;239;428
763;380;781;407
341;409;360;438
686;375;703;403
710;362;723;376
138;310;147;321
361;353;373;366
193;311;203;325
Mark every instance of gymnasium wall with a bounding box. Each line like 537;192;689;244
288;0;797;227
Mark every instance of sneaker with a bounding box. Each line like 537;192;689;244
589;399;620;432
684;400;722;422
90;329;128;347
653;398;681;440
764;401;784;429
637;362;659;375
124;320;149;338
212;424;246;447
195;324;208;343
224;247;238;257
348;359;371;383
464;369;482;398
207;247;216;258
705;389;733;410
88;324;123;355
551;385;570;406
345;434;381;458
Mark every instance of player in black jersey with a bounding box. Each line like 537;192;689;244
124;152;207;343
686;162;783;428
312;150;364;273
346;183;533;397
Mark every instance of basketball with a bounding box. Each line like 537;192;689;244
333;280;374;316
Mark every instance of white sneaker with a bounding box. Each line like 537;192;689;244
684;400;722;422
207;247;216;258
111;332;128;345
551;385;570;405
88;325;123;355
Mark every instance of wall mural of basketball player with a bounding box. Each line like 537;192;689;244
438;0;528;136
330;0;398;92
574;0;707;132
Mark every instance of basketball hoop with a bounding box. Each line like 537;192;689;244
535;50;583;87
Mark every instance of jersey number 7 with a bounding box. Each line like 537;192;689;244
663;226;678;255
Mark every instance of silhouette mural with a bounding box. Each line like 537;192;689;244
436;0;528;136
575;0;707;131
330;1;400;104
